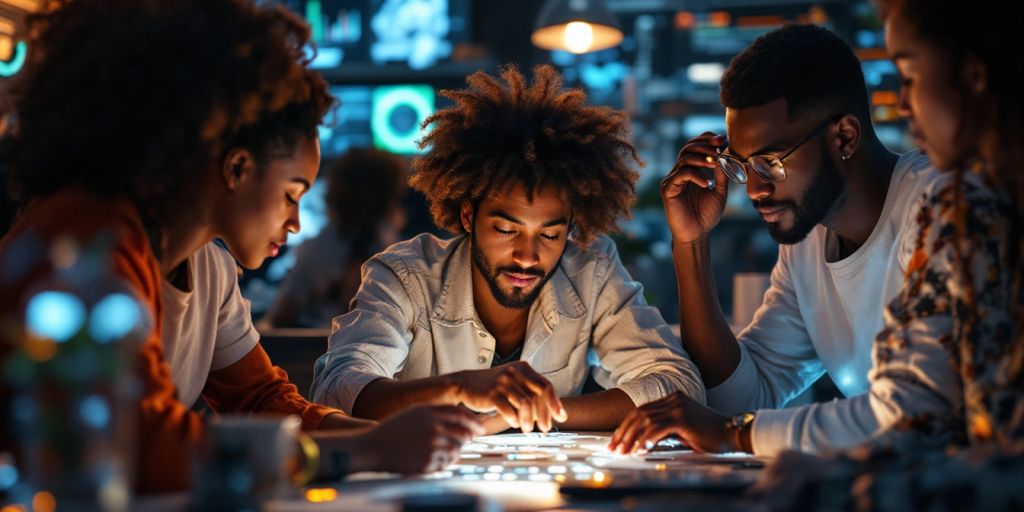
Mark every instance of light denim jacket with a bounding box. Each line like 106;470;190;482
310;233;706;414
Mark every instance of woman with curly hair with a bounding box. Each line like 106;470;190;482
0;0;479;494
311;64;705;435
751;1;1023;509
863;0;1023;451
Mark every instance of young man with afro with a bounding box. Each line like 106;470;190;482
311;65;705;433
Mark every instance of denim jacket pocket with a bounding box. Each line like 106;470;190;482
533;340;589;396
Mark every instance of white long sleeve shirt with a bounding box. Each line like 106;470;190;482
706;150;945;456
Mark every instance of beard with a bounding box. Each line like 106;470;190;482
756;139;845;245
470;237;559;309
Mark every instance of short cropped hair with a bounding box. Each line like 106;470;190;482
721;23;870;122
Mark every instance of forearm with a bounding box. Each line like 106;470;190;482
352;374;461;420
557;389;635;431
673;237;740;387
318;412;377;431
749;394;885;457
205;345;341;429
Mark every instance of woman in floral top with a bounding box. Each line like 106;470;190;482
752;0;1023;509
872;165;1019;447
871;0;1023;448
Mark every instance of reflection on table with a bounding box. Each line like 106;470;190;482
267;432;766;511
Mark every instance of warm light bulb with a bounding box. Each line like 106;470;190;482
305;488;338;503
563;21;594;53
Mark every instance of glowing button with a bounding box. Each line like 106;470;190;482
304;488;338;503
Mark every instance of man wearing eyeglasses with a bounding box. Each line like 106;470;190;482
609;24;944;456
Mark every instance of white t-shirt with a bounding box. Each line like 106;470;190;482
160;242;259;408
705;150;944;456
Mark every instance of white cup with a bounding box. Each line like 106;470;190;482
732;272;771;330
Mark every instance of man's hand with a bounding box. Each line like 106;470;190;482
354;405;484;474
661;132;730;244
607;392;739;455
451;361;567;433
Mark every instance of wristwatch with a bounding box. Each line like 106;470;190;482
729;411;756;453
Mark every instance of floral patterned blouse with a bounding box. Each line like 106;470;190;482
873;165;1022;447
752;165;1024;511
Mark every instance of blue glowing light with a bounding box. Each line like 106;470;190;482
25;291;86;342
308;46;343;69
0;462;18;490
862;59;896;87
372;85;434;154
10;395;38;427
856;30;877;49
579;62;628;90
88;293;142;343
79;395;111;429
0;41;27;78
370;0;452;69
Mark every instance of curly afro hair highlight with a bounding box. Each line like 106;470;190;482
409;64;642;246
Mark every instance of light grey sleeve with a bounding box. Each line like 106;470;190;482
209;244;260;371
589;242;707;406
309;256;418;414
705;249;825;414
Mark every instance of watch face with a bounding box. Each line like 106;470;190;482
733;412;755;428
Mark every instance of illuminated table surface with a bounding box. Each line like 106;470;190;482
267;432;766;511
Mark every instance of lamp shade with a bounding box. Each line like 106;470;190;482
531;0;623;54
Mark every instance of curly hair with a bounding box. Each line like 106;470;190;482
409;64;641;245
721;24;870;122
9;0;333;236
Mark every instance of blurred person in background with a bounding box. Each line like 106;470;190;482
264;147;407;328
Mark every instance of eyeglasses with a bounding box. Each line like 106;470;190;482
715;117;837;184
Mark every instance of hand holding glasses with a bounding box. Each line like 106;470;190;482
659;132;730;244
660;117;838;244
714;117;838;184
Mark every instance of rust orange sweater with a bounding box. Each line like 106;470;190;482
0;190;342;493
